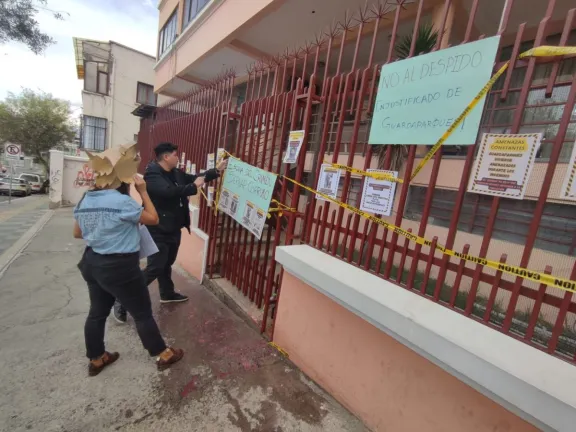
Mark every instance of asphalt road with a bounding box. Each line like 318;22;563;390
0;194;25;203
0;209;366;432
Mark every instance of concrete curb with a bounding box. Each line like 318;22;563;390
0;210;54;278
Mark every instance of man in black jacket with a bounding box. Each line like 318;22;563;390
113;142;226;323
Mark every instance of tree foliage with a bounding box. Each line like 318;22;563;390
0;89;76;170
0;0;64;54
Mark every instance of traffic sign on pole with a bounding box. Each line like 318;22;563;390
4;143;21;160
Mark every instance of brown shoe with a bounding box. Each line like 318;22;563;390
88;351;120;377
156;347;184;371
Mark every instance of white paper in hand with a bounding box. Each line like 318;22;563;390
139;225;159;259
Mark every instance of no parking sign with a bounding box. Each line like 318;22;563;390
4;143;21;160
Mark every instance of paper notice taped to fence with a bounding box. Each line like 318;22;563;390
316;163;341;202
359;169;398;216
468;133;541;200
560;139;576;202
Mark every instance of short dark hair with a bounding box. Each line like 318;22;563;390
116;182;130;195
154;142;178;160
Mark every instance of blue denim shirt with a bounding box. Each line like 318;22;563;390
74;189;143;255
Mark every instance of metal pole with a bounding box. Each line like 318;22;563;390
8;161;13;204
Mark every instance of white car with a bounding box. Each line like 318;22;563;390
17;173;43;193
0;177;31;197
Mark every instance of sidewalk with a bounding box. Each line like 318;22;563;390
0;208;366;432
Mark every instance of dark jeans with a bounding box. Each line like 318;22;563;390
79;248;167;359
144;231;182;298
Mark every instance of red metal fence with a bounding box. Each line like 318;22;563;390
139;0;576;364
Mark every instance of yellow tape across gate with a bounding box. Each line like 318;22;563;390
408;45;576;181
201;154;576;294
279;174;576;295
200;47;576;294
327;162;404;183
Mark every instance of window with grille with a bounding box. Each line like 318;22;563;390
84;61;108;95
158;10;178;57
81;116;107;151
136;82;156;105
405;185;576;256
183;0;211;28
337;177;362;205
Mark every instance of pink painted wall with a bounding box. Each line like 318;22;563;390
274;272;538;432
176;228;206;281
156;0;279;90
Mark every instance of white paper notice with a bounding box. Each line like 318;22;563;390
207;186;214;207
560;140;576;202
139;225;159;259
191;163;197;175
468;133;541;200
283;130;305;164
185;160;192;174
359;169;398;216
316;164;341;201
207;153;215;169
216;148;226;164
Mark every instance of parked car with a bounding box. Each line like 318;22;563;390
0;177;31;197
17;173;44;194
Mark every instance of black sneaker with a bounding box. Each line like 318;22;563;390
113;302;127;324
160;293;189;304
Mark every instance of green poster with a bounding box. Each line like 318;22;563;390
368;36;500;146
218;158;277;239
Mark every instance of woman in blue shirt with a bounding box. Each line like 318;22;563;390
74;175;183;376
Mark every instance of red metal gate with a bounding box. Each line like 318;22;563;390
140;0;576;364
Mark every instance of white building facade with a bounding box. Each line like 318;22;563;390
73;38;157;151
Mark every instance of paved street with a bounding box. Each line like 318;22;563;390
0;208;365;432
0;195;49;257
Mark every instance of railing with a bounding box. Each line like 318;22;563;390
139;0;576;364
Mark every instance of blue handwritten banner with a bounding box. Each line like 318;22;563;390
218;158;277;239
368;36;500;146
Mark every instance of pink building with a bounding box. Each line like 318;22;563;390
136;1;576;430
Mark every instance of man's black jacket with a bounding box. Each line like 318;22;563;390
144;161;220;237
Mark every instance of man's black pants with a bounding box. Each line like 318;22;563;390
144;231;181;299
79;248;167;359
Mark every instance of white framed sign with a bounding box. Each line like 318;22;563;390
316;164;341;201
4;143;21;160
359;169;398;216
283;130;305;164
468;133;542;200
560;140;576;202
207;153;215;169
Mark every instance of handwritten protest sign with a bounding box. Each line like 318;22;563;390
468;133;541;200
369;36;500;146
219;158;277;239
560;140;576;202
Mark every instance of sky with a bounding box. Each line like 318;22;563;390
0;0;159;116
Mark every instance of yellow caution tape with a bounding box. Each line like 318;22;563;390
280;174;576;295
197;47;576;294
327;162;404;183
409;62;510;181
409;45;576;181
268;342;289;357
198;186;208;202
519;45;576;58
214;169;226;215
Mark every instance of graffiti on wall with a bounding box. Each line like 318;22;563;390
73;164;95;188
49;169;61;199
